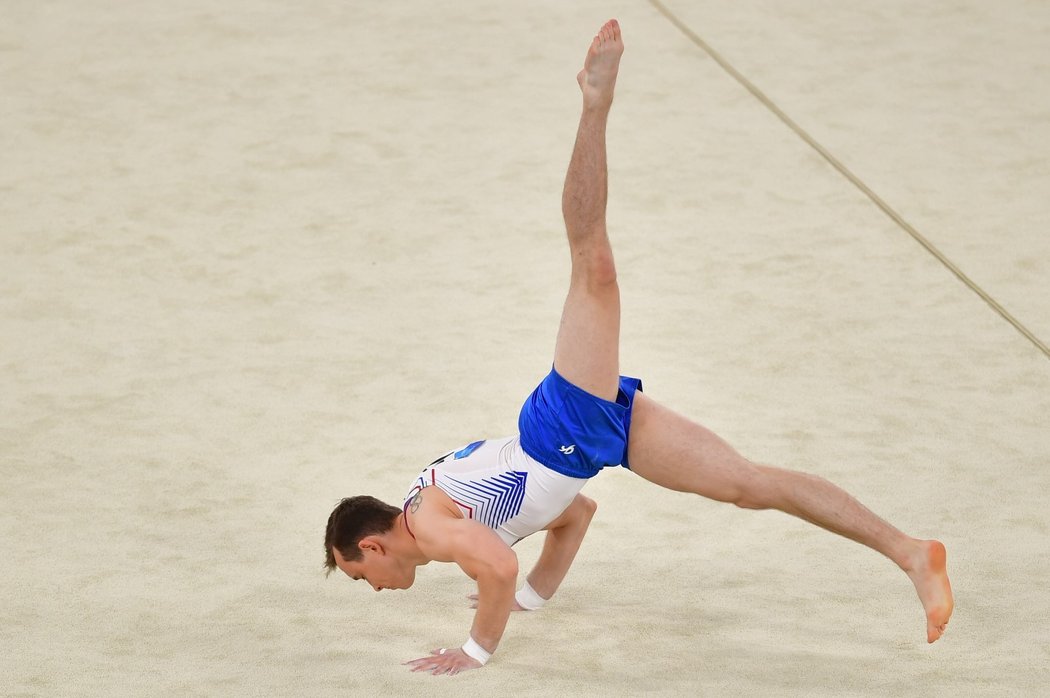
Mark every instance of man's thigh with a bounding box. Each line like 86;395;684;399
552;273;621;402
626;392;760;503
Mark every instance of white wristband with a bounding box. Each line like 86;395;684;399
461;636;492;665
515;580;548;610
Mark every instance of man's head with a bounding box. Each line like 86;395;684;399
323;495;417;591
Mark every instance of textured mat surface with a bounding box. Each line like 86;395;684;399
3;2;1048;696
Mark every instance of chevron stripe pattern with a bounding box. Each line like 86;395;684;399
435;470;529;531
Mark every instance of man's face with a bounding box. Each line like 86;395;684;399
333;542;416;592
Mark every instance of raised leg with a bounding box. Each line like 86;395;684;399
553;19;624;402
626;392;954;643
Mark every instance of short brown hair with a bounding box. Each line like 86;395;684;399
323;495;401;575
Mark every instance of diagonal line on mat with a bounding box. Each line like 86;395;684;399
648;0;1050;360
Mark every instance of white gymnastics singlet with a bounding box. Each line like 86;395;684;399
403;436;587;546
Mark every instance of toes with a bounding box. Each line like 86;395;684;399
927;623;948;643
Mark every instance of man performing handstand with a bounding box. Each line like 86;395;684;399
323;19;954;676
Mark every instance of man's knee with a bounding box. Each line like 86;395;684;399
571;242;617;289
578;494;598;517
567;494;598;525
548;494;598;532
729;462;776;511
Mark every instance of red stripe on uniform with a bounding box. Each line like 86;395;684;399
402;499;416;539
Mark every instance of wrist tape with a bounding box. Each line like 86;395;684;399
461;636;492;665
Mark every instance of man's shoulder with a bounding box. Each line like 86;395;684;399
408;487;484;562
406;486;465;537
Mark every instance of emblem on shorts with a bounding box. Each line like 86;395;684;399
559;444;576;455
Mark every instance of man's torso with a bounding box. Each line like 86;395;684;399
404;436;587;545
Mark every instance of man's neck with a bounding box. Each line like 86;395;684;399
393;513;431;566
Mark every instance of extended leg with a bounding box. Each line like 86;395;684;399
626;393;954;643
553;19;624;402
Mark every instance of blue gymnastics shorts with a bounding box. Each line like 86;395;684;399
518;366;644;479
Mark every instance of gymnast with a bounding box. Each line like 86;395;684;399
323;19;954;675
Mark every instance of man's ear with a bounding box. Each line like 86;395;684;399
358;537;384;555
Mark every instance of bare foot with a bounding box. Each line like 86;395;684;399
577;19;624;110
906;540;954;643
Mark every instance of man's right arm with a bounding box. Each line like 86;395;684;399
409;492;519;662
